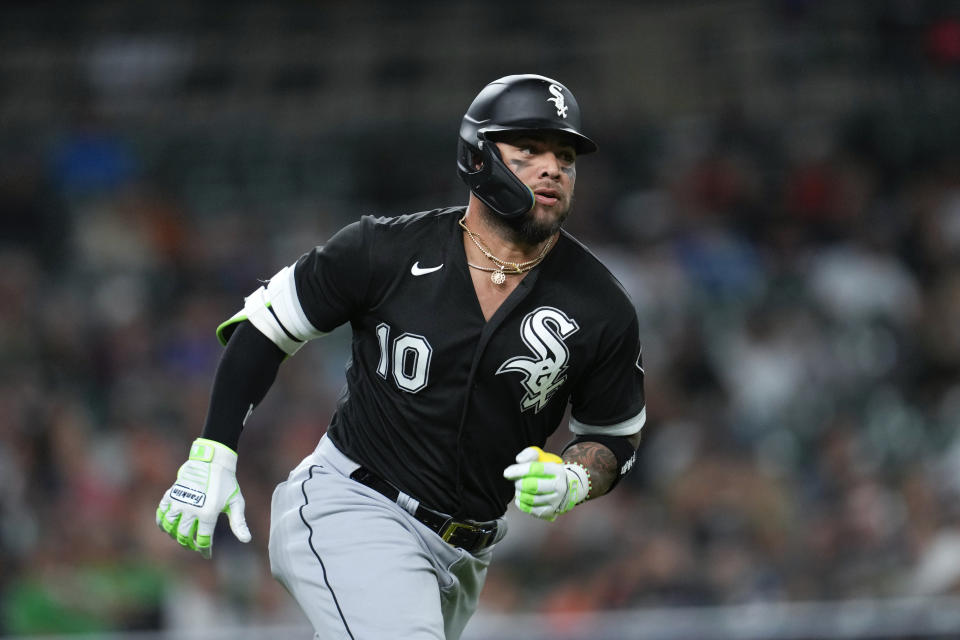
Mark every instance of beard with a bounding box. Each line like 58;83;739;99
493;198;573;246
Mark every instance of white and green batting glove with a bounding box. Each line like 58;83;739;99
156;438;251;558
502;446;591;522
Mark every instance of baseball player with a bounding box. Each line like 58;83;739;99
156;74;645;639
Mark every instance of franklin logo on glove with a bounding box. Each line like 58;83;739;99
171;484;206;507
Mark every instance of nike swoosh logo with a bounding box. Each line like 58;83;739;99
411;261;443;276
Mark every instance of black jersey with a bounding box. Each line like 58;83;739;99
277;207;644;521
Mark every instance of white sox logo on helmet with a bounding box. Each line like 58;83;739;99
547;84;568;118
497;306;579;413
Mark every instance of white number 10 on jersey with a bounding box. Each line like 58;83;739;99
375;323;433;393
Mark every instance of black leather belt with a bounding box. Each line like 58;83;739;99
349;466;499;554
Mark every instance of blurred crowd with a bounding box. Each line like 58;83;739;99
4;1;960;636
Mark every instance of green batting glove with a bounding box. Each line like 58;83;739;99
156;438;251;558
502;446;591;522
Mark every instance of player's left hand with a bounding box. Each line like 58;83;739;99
503;446;590;521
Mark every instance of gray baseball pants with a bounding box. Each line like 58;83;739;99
269;434;506;639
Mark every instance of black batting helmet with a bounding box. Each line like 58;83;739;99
457;74;598;219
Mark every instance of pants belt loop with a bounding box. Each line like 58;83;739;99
395;492;419;516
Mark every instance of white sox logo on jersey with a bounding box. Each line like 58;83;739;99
547;84;568;118
497;306;579;413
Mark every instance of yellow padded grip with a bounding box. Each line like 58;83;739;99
531;446;563;464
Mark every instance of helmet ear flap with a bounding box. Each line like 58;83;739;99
457;133;534;219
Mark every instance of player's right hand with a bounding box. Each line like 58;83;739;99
156;437;251;558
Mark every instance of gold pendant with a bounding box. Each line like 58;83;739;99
491;270;506;285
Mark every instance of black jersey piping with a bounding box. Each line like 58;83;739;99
299;464;355;639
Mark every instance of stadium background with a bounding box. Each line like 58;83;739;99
3;1;960;638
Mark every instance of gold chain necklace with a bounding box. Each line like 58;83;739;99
458;215;554;285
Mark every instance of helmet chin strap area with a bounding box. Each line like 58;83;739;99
464;135;535;219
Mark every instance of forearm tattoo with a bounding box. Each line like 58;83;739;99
562;441;617;500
